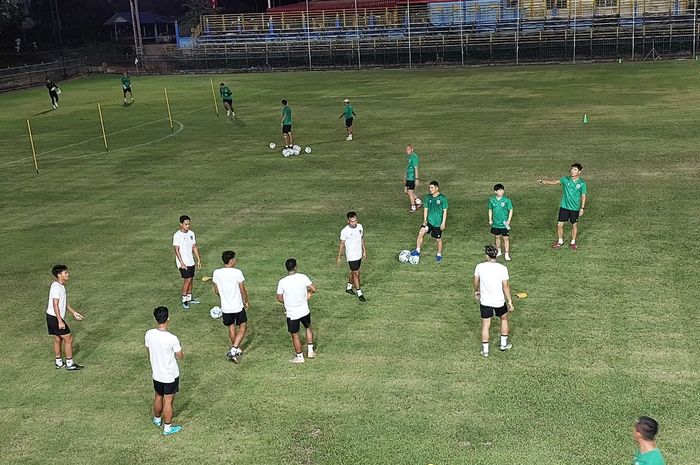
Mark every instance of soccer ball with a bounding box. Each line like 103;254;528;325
292;144;301;156
408;254;420;265
304;146;312;154
398;250;411;263
269;142;276;149
415;197;422;206
210;306;222;319
282;148;292;157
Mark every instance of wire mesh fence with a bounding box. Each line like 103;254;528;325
0;58;90;92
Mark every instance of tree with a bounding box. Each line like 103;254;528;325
179;0;220;34
0;0;24;38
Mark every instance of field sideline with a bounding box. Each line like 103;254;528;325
0;62;698;465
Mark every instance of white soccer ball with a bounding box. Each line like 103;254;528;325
210;306;222;319
282;148;292;157
269;142;276;149
292;144;301;152
293;147;301;156
398;250;411;263
304;146;312;154
415;197;422;206
408;254;420;265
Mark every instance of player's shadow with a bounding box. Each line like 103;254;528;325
32;109;54;116
122;102;134;107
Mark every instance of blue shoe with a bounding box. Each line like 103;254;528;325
189;298;200;305
182;301;189;310
163;425;182;436
152;417;162;427
436;255;442;262
410;250;420;257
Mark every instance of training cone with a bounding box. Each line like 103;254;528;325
583;114;589;124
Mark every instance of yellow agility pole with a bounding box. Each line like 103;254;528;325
164;88;174;132
26;119;39;174
97;102;109;151
210;78;220;117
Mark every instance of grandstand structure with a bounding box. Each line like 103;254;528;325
167;0;700;69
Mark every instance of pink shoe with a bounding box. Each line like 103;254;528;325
552;242;563;249
570;243;578;250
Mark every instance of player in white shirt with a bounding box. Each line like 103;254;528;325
212;250;250;363
45;265;84;370
336;211;367;302
276;258;317;364
172;215;202;309
145;306;184;436
473;245;514;357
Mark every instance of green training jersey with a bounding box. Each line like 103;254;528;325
405;152;419;181
489;195;513;228
559;176;587;210
121;76;131;88
634;448;665;465
220;86;232;99
343;105;354;119
423;193;448;227
282;105;292;125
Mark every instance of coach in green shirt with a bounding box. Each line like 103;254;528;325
538;162;587;250
281;99;293;148
411;180;448;262
404;145;420;212
633;417;665;465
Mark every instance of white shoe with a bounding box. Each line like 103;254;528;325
348;134;352;140
231;112;235;117
345;136;351;141
52;104;57;109
289;356;305;364
500;343;513;352
479;350;489;358
226;111;230;116
505;254;511;261
307;351;317;359
496;249;502;257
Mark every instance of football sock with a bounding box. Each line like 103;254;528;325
153;416;162;425
307;344;314;353
416;247;421;253
181;295;187;303
186;293;192;302
437;253;442;258
357;289;363;296
232;346;240;355
481;342;489;354
557;239;564;244
55;357;63;367
500;335;508;347
164;423;172;432
295;352;304;359
346;283;353;291
571;239;576;245
66;358;74;367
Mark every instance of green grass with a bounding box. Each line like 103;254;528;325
0;62;698;465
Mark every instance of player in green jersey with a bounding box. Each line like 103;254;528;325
633;417;665;465
404;145;420;213
488;183;513;261
339;98;357;141
411;180;448;262
538;163;587;250
121;72;133;104
281;99;293;149
219;83;235;117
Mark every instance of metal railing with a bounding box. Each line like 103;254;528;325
0;58;90;92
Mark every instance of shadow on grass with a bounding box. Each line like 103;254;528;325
32;109;54;116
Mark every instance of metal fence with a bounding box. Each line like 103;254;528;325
0;58;91;92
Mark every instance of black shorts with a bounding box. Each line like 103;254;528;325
222;310;247;327
558;207;580;224
422;223;442;239
480;304;508;319
46;314;71;336
282;124;292;134
405;180;416;190
153;377;179;396
179;265;195;279
491;227;510;237
123;87;132;94
287;313;311;333
345;117;353;128
223;98;232;105
348;259;362;271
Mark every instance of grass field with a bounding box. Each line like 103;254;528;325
0;62;698;465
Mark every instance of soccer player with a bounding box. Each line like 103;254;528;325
339;98;356;141
46;264;84;370
121;72;134;104
473;245;514;357
404;145;420;213
336;211;366;302
172;215;202;309
538;163;588;250
145;306;184;436
633;416;666;465
276;258;316;364
219;82;235;117
281;99;293;149
412;180;448;262
46;78;59;109
212;250;249;363
488;183;513;261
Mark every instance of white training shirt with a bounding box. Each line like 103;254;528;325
340;223;364;262
212;267;245;313
276;273;313;320
46;281;67;318
172;229;196;267
474;261;510;308
145;328;182;383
